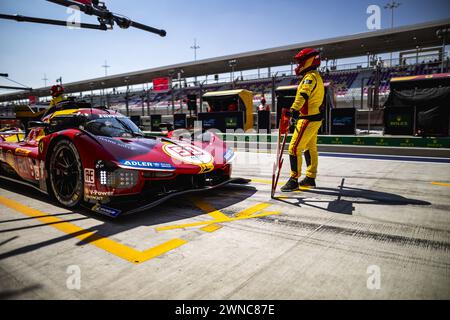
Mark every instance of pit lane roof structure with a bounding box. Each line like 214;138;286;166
1;18;449;103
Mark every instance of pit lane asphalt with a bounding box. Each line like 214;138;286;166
0;151;449;299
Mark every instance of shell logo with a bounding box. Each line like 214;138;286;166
15;148;31;156
163;143;213;165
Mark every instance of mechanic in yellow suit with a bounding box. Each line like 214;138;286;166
281;48;324;192
49;84;65;108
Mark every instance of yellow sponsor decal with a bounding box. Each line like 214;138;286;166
198;162;214;173
15;148;31;156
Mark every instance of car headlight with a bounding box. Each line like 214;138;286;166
95;160;139;189
224;148;236;163
115;169;139;188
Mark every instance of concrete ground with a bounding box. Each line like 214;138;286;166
0;151;449;299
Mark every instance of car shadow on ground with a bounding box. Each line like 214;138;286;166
0;178;257;260
0;284;43;299
274;182;431;215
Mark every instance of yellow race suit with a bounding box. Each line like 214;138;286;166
49;95;65;108
288;70;324;179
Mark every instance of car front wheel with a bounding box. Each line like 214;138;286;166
49;139;84;207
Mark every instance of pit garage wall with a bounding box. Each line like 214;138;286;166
218;134;450;148
144;130;450;148
219;134;450;158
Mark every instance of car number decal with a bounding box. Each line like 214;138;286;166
163;144;213;165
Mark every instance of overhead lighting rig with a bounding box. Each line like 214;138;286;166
0;0;166;37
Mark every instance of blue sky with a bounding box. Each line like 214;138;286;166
0;0;449;91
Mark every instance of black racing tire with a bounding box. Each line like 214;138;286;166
48;139;84;208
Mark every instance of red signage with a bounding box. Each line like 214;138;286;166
153;77;170;92
28;95;37;105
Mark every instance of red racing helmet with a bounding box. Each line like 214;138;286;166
294;48;321;76
50;84;64;97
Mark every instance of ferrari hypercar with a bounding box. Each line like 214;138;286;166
0;101;238;217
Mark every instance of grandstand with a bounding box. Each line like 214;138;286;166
68;54;447;118
1;55;447;118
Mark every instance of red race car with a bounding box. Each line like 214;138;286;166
0;101;239;217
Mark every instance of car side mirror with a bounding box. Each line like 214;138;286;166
28;121;49;128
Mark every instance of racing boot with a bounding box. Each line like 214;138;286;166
299;176;316;188
281;178;299;192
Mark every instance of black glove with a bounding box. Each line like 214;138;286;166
290;116;297;128
284;109;293;118
286;109;299;119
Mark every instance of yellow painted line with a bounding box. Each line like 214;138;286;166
192;199;271;233
235;203;272;218
192;199;273;231
136;239;187;263
156;211;281;231
200;224;222;233
193;200;225;232
0;196;186;264
190;197;230;221
251;178;283;186
250;178;310;191
431;182;450;188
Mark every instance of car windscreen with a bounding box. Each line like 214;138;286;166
83;115;143;138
